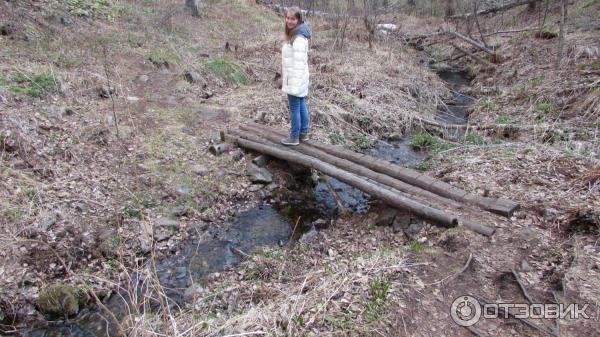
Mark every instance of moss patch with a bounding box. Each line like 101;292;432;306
205;57;250;85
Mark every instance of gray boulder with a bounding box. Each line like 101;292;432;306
246;164;273;184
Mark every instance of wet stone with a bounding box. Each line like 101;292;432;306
246;164;273;184
248;184;263;192
184;70;202;83
232;150;244;161
299;227;319;244
169;205;188;217
403;221;424;240
376;208;398;227
176;184;191;194
191;164;209;176
157;218;179;228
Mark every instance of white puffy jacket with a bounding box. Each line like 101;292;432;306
281;36;309;97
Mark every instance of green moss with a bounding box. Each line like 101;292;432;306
410;132;454;153
406;161;433;171
497;115;511;124
409;240;424;253
529;76;544;87
38;283;87;317
351;133;370;150
591;59;600;71
534;101;559;115
329;132;345;145
410;132;436;150
9;85;41;97
205;57;249;85
464;132;486;145
67;0;123;20
7;72;57;97
146;48;182;68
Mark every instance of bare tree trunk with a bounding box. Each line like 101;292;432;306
555;0;567;69
363;0;376;50
445;0;456;16
538;0;550;34
471;0;488;47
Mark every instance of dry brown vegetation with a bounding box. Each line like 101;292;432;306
0;0;599;336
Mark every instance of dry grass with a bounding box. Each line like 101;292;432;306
116;239;419;336
219;16;452;146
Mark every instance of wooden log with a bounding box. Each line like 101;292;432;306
447;31;496;56
247;123;519;218
448;0;536;19
209;143;231;155
237;127;495;236
226;131;459;228
240;125;464;210
449;42;494;67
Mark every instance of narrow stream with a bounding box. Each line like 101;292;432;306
25;67;475;337
435;68;474;125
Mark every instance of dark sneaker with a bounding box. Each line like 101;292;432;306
299;133;309;141
281;137;299;146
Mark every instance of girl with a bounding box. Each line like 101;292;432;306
281;7;311;146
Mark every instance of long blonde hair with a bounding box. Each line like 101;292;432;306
284;7;303;42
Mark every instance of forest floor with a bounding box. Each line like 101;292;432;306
0;0;599;336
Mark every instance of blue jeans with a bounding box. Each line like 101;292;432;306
288;94;309;139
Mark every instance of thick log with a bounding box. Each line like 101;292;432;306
248;123;519;217
227;131;459;228
240;125;464;210
448;0;536;19
447;31;496;56
449;42;494;67
209;143;231;155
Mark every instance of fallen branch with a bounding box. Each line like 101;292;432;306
448;0;536;19
449;42;495;67
447;31;497;56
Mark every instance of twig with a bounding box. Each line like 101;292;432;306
102;45;119;138
465;325;487;337
231;247;252;259
425;252;472;286
221;332;266;337
323;175;348;215
511;269;536;304
89;290;126;337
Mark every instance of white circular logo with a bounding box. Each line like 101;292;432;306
451;295;481;326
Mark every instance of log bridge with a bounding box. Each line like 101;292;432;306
223;123;520;236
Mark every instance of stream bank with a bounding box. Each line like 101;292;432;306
24;63;478;337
